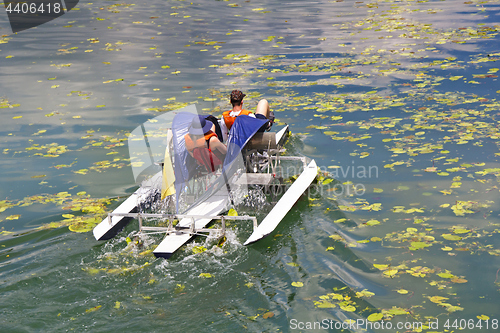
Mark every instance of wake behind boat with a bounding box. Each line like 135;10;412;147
93;108;318;258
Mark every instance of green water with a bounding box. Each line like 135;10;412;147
1;0;500;331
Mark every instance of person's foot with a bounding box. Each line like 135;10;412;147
268;111;275;122
265;111;275;131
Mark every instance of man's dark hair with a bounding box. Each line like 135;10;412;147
230;90;246;106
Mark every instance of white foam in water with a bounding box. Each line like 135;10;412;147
239;188;268;211
96;228;161;262
154;228;248;278
172;228;244;263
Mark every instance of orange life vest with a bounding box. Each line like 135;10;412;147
222;109;252;130
184;131;217;152
184;131;222;172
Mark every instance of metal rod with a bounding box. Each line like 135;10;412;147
142;230;210;237
188;232;209;237
274;143;281;174
267;139;271;174
141;226;171;231
142;226;228;233
106;212;259;237
140;231;173;235
190;217;195;235
107;212;255;221
268;156;304;161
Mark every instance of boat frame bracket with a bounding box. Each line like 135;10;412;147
106;212;259;239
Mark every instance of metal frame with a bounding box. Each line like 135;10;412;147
106;212;258;238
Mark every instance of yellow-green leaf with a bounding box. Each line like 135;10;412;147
429;296;448;304
199;273;212;278
85;305;102;313
367;313;383;322
442;234;462;241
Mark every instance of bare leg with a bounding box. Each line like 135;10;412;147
255;99;270;118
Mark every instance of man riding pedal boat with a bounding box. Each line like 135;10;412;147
220;90;275;141
184;115;227;173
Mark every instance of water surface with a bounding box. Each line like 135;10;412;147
1;0;500;331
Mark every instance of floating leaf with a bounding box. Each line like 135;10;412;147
291;281;303;287
192;246;207;254
199;273;212;278
174;284;185;293
322;178;333;185
442;234;462;241
437;272;454;279
329;234;344;241
429;296;448;304
316;301;336;308
409;241;431;250
85;305;102;313
340;304;356;312
373;264;388;270
384;307;408;316
367;313;383;322
263;311;274;319
451;277;467;283
383;269;398;278
366;219;380;226
445;305;463;313
82;267;100;275
68;222;94;233
356;289;375;298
